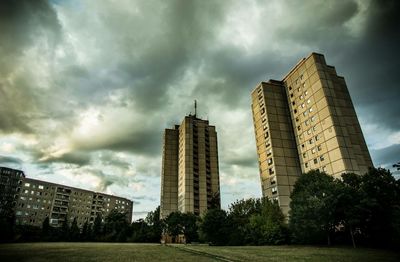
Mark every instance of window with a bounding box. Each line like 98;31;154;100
263;124;268;130
314;158;318;164
297;87;301;92
294;109;297;114
269;167;275;175
317;145;322;151
315;135;320;141
311;116;316;122
309;107;313;112
292;101;295;105
261;108;265;115
300;95;304;100
307;99;311;104
309;139;314;144
295;117;299;122
307;129;312;135
267;149;272;156
264;132;269;139
297;126;301;131
272;187;278;194
262;116;267;123
313;126;317;131
305;162;309;168
312;148;316;154
305;120;309;126
303;153;307;158
320;155;325;161
289;86;292;90
24;183;30;187
322;166;327;172
303;111;308;116
290;93;294;98
268;158;273;165
305;90;309;96
301;103;305;108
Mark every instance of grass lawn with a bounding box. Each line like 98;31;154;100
181;245;400;262
0;243;399;262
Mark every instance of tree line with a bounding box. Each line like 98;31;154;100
1;167;399;248
164;167;400;248
0;207;163;243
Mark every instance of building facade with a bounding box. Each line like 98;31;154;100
0;167;133;228
160;113;220;219
251;53;373;216
0;167;25;215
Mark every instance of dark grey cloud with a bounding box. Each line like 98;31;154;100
40;151;91;166
0;0;61;134
370;144;400;167
99;152;130;170
223;152;257;168
0;155;22;164
329;0;400;131
133;195;157;202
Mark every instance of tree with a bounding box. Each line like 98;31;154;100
70;218;80;241
289;170;339;245
209;191;221;210
93;213;102;240
357;168;400;247
247;198;288;245
41;217;51;241
130;219;150;242
81;220;90;241
60;218;70;241
145;206;162;242
227;198;260;245
0;197;16;243
336;173;363;248
200;209;229;245
104;210;129;242
164;212;183;242
180;213;199;243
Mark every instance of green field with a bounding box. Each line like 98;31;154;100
0;243;399;262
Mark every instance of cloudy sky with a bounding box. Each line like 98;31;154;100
1;0;399;220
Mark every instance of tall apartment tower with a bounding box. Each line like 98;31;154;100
160;109;220;219
251;53;373;216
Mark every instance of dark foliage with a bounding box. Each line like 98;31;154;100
200;209;229;245
289;168;400;248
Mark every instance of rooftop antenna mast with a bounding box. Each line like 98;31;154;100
194;100;197;118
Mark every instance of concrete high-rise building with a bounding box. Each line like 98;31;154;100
0;167;25;215
0;166;133;228
251;53;373;216
160;108;220;219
